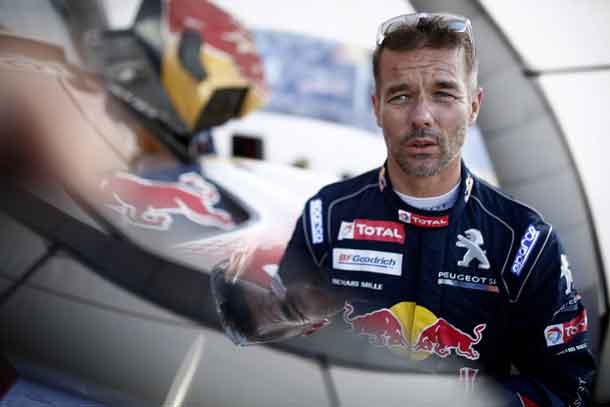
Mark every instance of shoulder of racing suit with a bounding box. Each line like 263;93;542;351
297;167;380;264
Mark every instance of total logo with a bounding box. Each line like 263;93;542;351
343;302;485;361
338;219;405;243
398;209;449;228
544;309;588;347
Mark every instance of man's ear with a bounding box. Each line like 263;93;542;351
372;93;381;127
469;87;483;126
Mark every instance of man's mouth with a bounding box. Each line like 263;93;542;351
407;139;436;147
404;138;438;154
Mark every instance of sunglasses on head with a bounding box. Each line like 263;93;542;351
376;12;474;48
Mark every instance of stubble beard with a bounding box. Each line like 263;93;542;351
388;125;467;177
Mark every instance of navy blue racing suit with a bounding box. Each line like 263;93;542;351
277;162;596;406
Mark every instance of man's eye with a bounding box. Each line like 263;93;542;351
435;91;457;99
388;95;409;103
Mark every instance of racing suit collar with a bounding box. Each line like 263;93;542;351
379;160;475;228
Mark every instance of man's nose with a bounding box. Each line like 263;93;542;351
410;97;434;128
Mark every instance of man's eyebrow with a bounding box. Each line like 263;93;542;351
385;83;411;95
435;80;462;91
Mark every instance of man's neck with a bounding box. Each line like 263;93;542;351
388;157;462;198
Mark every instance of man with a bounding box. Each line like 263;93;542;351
213;13;596;406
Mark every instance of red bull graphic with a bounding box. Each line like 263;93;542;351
343;303;407;347
100;171;235;231
414;319;485;360
167;0;267;95
343;302;485;361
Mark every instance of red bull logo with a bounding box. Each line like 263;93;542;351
343;303;407;347
414;319;485;360
100;172;235;231
343;302;485;361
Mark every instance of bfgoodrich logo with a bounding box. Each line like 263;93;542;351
332;248;402;276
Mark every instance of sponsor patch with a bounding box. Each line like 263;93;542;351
511;224;540;276
560;254;574;295
414;319;486;361
544;309;588;347
544;325;564;347
332;248;402;276
331;278;383;291
342;302;485;362
456;229;490;269
556;343;588;356
437;272;499;293
310;199;324;244
343;303;407;347
398;209;449;228
338;219;405;243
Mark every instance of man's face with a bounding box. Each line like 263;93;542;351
372;47;482;177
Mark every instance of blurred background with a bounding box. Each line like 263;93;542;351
0;0;608;406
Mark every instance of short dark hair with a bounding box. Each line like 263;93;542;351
372;16;478;93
